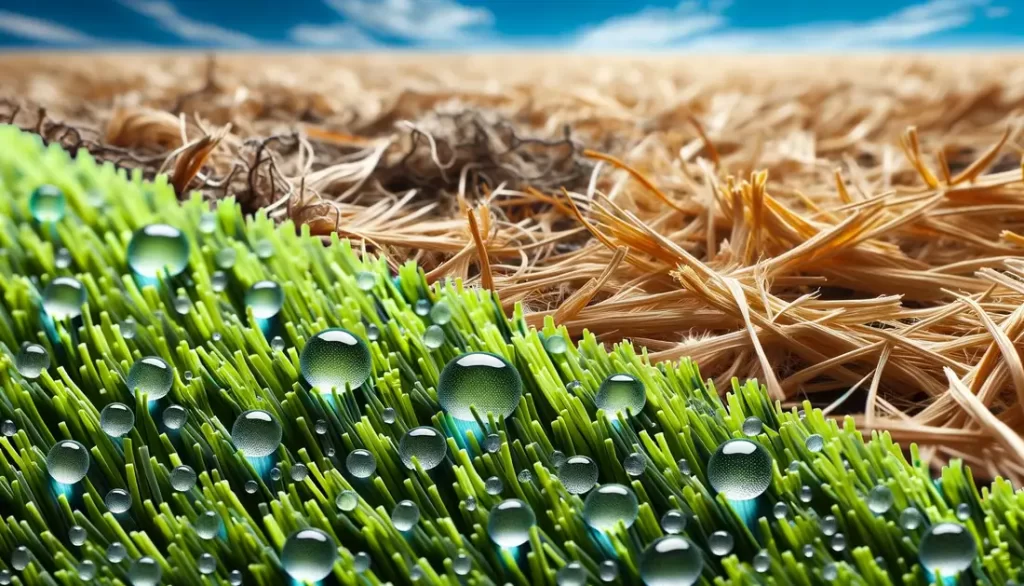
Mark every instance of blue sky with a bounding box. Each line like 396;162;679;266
0;0;1018;51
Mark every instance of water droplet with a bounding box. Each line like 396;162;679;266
382;408;396;424
215;247;236;270
821;515;837;536
919;522;975;576
708;530;734;556
69;525;86;546
485;476;504;495
556;561;586;586
0;420;13;437
282;528;338;582
211;271;228;292
291;463;308;481
867;485;894;514
355;271;376;291
300;328;372;392
11;546;30;570
100;402;135;437
366;323;380;341
105;488;132;513
127;356;174;401
487;499;535;547
830;533;846;552
956;503;970;520
453;552;471;575
544;334;568;355
391;500;420;531
823;562;838;581
483;433;501;453
229;569;243;585
211;332;222;343
623;452;646;476
802;544;814;558
437;352;523;421
42;276;86;319
639;536;702;586
583;484;639;531
800;485;813;503
558;455;598;494
77;560;97;580
106;542;127;563
15;343;49;379
269;336;286;353
121;317;137;339
753;550;770;573
410;566;424;581
129;557;162;585
326;448;335;457
549;450;566;468
399;426;447;470
198;553;217;575
595;373;646;418
245;280;284;319
788;461;800;473
0;569;10;584
353;552;371;573
162;405;187;429
742;416;763;436
414;299;430;316
29;184;66;222
47;440;90;484
429;301;451;325
127;224;190;278
199;212;217;234
254;239;274;259
517;469;532;483
174;295;191;315
677;458;691;475
195;511;220;539
244;480;258;494
346;449;377;478
465;496;477;511
899;507;923;530
805;434;824;453
170;465;197;491
231;410;282;458
423;325;445;349
661;510;687;534
707;438;772;500
599;560;618;582
773;502;789;519
55;248;72;269
270;467;282;481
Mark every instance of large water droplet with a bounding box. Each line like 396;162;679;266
231;410;282;458
29;185;66;222
345;449;377;478
245;281;284;319
128;557;162;586
391;500;420;531
15;343;49;379
162;405;187;430
42;276;86;319
127;356;174;400
595;373;646;418
100;402;135;437
171;465;197;491
487;499;535;547
399;426;447;470
127;224;190;278
639;536;702;586
583;484;639;531
708;530;734;556
867;485;893;514
437;352;522;421
11;546;30;570
558;455;598;494
707;438;772;500
741;416;763;436
105;488;132;513
300;328;372;392
282;528;338;582
919;522;975;576
47;440;90;484
195;511;220;539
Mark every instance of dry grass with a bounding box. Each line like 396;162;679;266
4;52;1024;479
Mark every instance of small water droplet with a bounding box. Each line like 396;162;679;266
366;323;380;341
465;496;477;511
127;356;174;401
231;410;282;458
623;452;646;476
429;301;451;324
244;480;258;494
382;408;396;424
174;295;191;315
69;525;86;546
77;560;97;580
391;500;420;531
741;416;763;436
353;552;371;573
800;485;813;503
823;562;838;580
346;449;377;478
47;440;90;484
709;530;734;556
919;522;975;576
162;405;188;429
270;467;282;481
773;501;789;519
355;271;376;291
753;550;770;573
453;552;471;575
802;544;814;558
215;247;236;269
0;420;13;437
487;499;535;547
300;328;372;392
805;434;824;453
100;402;135;437
336;490;358;512
199;212;217;234
821;515;837;536
661;510;687;534
128;557;162;586
55;248;72;269
830;533;846;552
707;438;773;500
105;488;132;513
517;469;532;483
595;373;645;418
485;476;504;495
245;280;284;319
558;455;598;495
29;184;66;222
899;507;923;530
867;485;894;514
282;528;338;582
599;560;618;582
127;224;190;278
290;463;308;481
956;503;970;520
11;546;30;570
399;426;447;470
410;566;424;581
254;239;274;259
583;484;638;531
106;542;127;563
414;299;430;316
483;433;501;453
270;336;286;352
229;570;243;585
438;352;523;421
544;334;568;355
677;458;691;475
423;325;445;349
15;343;49;379
42;276;86;319
121;317;137;339
211;271;228;292
639;536;702;586
556;561;586;586
170;465;197;491
195;511;220;539
198;553;217;575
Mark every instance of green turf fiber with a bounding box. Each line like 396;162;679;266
0;124;1020;585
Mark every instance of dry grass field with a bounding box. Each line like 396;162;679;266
4;52;1024;479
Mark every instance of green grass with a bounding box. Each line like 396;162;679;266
0;123;1020;585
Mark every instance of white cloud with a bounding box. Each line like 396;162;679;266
985;5;1010;18
0;10;96;45
117;0;259;47
288;22;379;48
324;0;494;43
575;2;725;50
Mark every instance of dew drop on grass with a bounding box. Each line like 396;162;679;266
291;463;308;481
741;416;763;436
245;280;284;319
211;271;227;292
821;515;838;536
709;530;734;556
198;553;217;575
0;569;9;585
336;490;358;512
270;336;285;352
583;484;639;531
867;485;894;514
42;276;86;319
410;566;424;581
485;476;504;495
661;510;687;534
77;561;96;580
16;343;49;379
270;467;282;481
11;546;29;570
919;522;976;576
753;550;770;573
556;561;586;586
465;496;477;511
55;248;72;269
215;247;236;269
106;542;127;563
487;499;535;547
639;536;702;586
128;557;161;586
805;434;824;453
315;419;328;434
281;528;338;582
483;433;501;453
623;452;646;476
823;562;838;581
544;334;568;355
244;480;258;494
391;500;420;531
127;356;173;401
254;238;274;259
550;450;566;468
105;488;131;513
195;511;220;539
47;440;90;484
366;323;380;341
429;300;451;324
100;402;135;437
707;438;773;500
69;525;86;546
170;465;197;491
229;570;243;585
127;224;190;278
800;485;813;502
599;560;618;582
346;449;377;478
517;469;532;483
423;325;445;349
353;552;371;573
382;408;396;424
231;410;282;458
773;502;789;519
677;458;691;475
830;533;846;552
162;405;187;430
199;212;217;234
29;184;66;222
174;295;190;315
414;299;430;316
899;507;923;530
437;352;523;421
355;271;376;291
802;544;814;558
0;420;13;437
399;426;447;470
121;317;137;339
453;553;471;575
956;503;970;520
558;455;598;494
300;328;372;393
594;373;646;418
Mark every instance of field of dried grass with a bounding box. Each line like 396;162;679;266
3;52;1024;479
